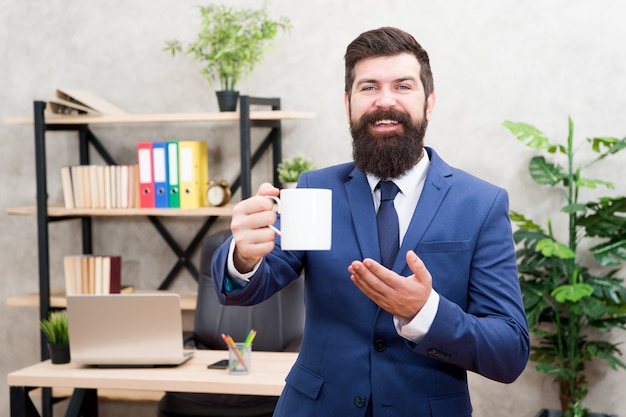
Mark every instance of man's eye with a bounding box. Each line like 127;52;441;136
362;85;377;91
397;85;411;90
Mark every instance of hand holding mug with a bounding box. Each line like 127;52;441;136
231;183;280;273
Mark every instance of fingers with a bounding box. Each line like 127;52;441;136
231;183;280;271
406;250;432;287
256;182;280;198
348;251;432;320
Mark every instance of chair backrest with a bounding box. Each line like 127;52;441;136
193;230;305;352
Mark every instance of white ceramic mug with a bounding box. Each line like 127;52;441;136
268;188;332;250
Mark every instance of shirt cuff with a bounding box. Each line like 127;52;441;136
226;238;262;282
394;290;440;342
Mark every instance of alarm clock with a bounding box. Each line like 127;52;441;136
206;180;231;207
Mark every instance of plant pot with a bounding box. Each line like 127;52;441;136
215;90;239;112
534;409;617;417
281;182;298;189
47;343;70;364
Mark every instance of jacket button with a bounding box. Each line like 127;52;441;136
374;339;386;352
354;395;366;408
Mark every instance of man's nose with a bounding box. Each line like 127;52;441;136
375;87;397;108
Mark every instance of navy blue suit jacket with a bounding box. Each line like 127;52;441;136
212;147;529;417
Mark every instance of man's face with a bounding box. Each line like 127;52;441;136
345;53;436;179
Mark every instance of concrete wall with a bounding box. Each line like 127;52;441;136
1;0;626;415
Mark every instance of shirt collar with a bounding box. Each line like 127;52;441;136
366;149;431;197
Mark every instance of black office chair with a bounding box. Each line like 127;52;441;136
156;230;305;417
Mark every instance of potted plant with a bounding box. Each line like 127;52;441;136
164;2;291;111
277;156;316;188
504;118;626;417
40;310;70;364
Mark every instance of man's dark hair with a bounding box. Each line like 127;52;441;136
344;27;434;101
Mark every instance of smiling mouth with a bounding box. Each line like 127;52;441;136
374;119;399;126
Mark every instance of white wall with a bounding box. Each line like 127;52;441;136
1;0;626;415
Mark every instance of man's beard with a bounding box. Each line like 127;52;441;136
351;108;427;180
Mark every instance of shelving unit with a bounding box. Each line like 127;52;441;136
5;96;313;417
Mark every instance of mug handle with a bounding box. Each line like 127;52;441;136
267;196;281;236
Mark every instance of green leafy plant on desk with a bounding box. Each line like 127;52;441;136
40;310;69;345
40;310;71;364
277;156;317;186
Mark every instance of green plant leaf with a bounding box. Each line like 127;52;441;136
586;341;626;370
528;156;567;185
503;121;565;153
40;311;69;345
277;156;316;182
576;177;614;189
510;211;544;232
536;238;575;259
561;203;587;214
551;283;595;303
592;239;626;266
588;136;626;159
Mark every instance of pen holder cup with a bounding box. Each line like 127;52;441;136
228;342;251;375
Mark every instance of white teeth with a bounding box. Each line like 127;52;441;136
375;119;398;126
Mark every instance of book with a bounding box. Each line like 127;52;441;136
47;88;128;115
60;164;140;210
63;256;76;295
60;166;75;209
63;254;122;295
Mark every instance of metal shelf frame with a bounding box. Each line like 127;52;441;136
31;96;283;417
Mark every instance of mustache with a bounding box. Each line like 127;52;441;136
358;109;412;126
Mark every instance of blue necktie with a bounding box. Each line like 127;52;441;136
377;181;400;269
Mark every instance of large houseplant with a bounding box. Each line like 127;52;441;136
504;118;626;417
164;2;291;111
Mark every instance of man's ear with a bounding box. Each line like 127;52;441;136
425;91;436;121
344;92;351;122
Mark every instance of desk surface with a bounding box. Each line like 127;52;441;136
8;350;298;397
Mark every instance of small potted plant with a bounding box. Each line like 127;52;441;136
40;310;70;364
504;118;626;417
277;156;316;188
164;2;291;111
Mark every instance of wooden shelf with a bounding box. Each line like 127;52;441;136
3;110;315;126
6;204;233;217
6;289;198;311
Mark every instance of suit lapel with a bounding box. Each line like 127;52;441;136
345;168;380;262
394;149;453;274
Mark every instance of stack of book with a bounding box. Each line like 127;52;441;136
137;141;209;209
47;88;127;115
63;255;122;295
60;165;139;209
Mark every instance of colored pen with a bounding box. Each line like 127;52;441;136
222;333;247;369
243;329;257;349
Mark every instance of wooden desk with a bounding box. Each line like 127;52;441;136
8;350;298;417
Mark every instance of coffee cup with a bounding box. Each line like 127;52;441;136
268;188;332;250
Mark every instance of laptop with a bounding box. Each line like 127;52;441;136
66;293;194;367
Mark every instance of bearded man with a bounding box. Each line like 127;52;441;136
210;26;529;417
